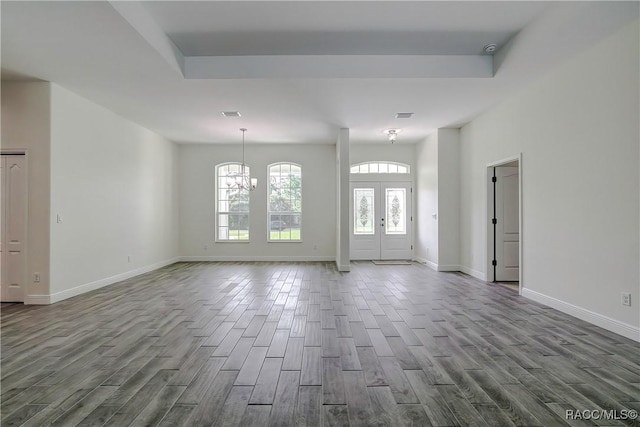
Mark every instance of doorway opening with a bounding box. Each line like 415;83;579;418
486;155;522;294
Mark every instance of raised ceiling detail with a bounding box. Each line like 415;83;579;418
112;1;498;80
184;55;493;79
2;1;637;144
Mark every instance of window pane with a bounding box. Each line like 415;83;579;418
385;188;406;235
228;214;249;240
350;162;409;174
354;188;375;235
269;163;301;241
217;163;250;240
229;191;249;212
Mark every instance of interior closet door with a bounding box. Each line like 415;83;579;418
1;155;27;302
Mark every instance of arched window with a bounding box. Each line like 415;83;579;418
350;161;410;174
268;163;301;241
216;163;250;241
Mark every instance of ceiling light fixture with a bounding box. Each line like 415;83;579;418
483;44;497;55
384;129;401;144
226;128;257;191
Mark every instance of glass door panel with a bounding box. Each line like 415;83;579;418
385;188;406;235
350;181;412;260
354;188;375;235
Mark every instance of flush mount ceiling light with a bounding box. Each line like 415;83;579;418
226;128;257;191
384;129;401;144
221;111;241;117
395;112;414;119
483;44;497;55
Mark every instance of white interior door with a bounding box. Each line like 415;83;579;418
495;166;519;281
350;181;412;260
1;155;27;302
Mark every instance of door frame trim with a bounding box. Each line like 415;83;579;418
485;153;522;295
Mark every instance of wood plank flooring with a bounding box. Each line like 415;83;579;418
1;261;639;426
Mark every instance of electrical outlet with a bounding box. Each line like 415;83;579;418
127;255;131;263
204;245;208;251
621;292;631;306
34;273;40;283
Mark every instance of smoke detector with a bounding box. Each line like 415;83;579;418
483;44;497;55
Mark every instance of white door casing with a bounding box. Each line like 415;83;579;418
350;181;412;260
495;166;519;281
1;155;27;302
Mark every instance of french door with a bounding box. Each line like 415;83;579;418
350;181;412;260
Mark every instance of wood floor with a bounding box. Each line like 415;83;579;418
1;261;639;426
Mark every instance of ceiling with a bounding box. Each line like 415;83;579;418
2;1;637;144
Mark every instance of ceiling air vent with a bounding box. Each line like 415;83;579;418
222;111;241;117
395;112;414;119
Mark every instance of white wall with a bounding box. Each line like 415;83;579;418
179;143;336;261
49;84;179;301
460;20;639;339
437;129;460;270
415;134;438;266
1;81;52;302
336;129;350;270
415;130;460;270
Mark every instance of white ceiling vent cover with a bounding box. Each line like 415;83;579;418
222;111;241;117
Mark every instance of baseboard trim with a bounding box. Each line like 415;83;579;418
413;259;465;273
46;257;181;304
24;294;51;305
180;256;335;262
459;265;486;281
522;288;640;342
336;263;351;272
414;256;437;271
437;264;461;272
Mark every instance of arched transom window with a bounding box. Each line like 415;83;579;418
350;161;410;174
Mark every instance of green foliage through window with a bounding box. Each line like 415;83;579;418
269;163;302;241
216;163;250;240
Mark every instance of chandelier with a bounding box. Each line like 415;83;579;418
226;128;257;191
